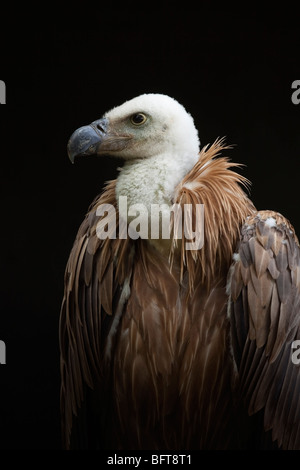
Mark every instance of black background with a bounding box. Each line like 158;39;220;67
0;3;299;450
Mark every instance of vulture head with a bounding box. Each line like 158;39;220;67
68;93;200;163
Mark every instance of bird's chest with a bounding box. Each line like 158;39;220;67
108;268;236;449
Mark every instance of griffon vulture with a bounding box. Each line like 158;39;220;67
59;93;300;450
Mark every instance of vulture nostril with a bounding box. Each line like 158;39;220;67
97;124;105;132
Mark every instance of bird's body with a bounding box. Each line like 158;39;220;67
60;94;300;449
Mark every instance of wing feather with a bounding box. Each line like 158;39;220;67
228;210;300;449
59;180;135;449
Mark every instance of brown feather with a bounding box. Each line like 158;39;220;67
228;210;300;448
171;138;255;289
60;137;300;450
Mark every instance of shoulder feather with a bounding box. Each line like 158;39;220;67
171;138;255;289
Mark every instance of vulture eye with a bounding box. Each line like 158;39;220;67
130;113;147;126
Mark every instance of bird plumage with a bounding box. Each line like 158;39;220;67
59;94;300;449
228;211;300;448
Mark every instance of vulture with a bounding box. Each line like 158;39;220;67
59;93;300;450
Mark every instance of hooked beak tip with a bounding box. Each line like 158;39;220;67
66;120;108;163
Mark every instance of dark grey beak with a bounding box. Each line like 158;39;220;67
67;118;109;163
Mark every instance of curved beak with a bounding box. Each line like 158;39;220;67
67;117;132;163
67;118;109;163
